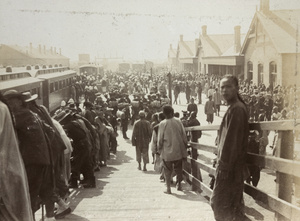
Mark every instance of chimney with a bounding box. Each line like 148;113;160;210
202;25;207;36
30;43;32;53
39;44;42;53
234;26;241;53
260;0;269;13
180;35;183;42
59;48;61;55
43;45;46;54
50;47;53;54
54;47;56;54
170;44;172;49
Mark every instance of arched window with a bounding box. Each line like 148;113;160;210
258;63;264;84
269;61;277;90
247;61;253;82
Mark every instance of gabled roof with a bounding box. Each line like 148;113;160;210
5;44;69;59
199;34;246;57
241;9;300;54
168;47;176;58
177;40;197;59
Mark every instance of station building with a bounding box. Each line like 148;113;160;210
169;0;300;88
0;43;70;67
176;35;198;73
197;25;245;78
241;0;300;88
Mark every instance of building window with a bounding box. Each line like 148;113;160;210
269;61;277;89
55;82;59;91
50;83;54;93
258;63;264;84
247;61;253;82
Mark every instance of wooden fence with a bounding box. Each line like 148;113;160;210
184;119;300;221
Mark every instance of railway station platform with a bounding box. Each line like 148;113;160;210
47;133;215;221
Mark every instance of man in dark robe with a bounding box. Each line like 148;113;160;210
210;75;249;221
131;111;152;171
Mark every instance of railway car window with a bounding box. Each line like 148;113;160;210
50;83;54;93
55;82;59;91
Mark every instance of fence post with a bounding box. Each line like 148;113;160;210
191;145;202;191
275;130;294;221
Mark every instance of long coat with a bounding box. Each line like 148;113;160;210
157;117;188;162
210;99;249;221
0;101;34;221
131;119;152;147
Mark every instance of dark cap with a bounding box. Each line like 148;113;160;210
3;90;22;100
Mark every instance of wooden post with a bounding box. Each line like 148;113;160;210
275;131;294;221
167;72;172;106
191;147;202;191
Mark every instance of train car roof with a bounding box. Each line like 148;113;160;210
0;77;43;91
79;64;103;68
36;70;76;79
0;66;70;77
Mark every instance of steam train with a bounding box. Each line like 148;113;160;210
0;65;77;113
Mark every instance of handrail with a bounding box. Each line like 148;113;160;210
184;119;300;221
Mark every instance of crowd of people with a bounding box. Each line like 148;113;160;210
1;68;299;221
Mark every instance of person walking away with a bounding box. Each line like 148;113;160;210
212;88;222;116
210;75;249;221
0;93;33;221
173;82;181;104
131;111;152;171
204;95;215;124
157;105;188;194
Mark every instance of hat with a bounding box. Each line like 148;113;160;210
3;90;22;99
61;100;66;107
22;92;38;102
68;98;75;104
138;110;146;117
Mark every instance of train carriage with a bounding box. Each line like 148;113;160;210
36;69;76;112
0;70;44;106
79;64;104;77
0;65;77;113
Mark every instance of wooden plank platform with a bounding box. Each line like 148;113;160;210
53;135;215;221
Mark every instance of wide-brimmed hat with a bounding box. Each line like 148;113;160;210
3;90;22;100
22;92;38;102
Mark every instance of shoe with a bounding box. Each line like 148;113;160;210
143;167;147;171
176;182;182;191
164;189;172;194
138;166;141;170
55;207;72;219
94;167;100;172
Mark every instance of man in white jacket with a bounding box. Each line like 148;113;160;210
157;105;188;194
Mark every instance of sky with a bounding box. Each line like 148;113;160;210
0;0;300;62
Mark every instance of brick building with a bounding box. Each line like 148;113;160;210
0;43;70;67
